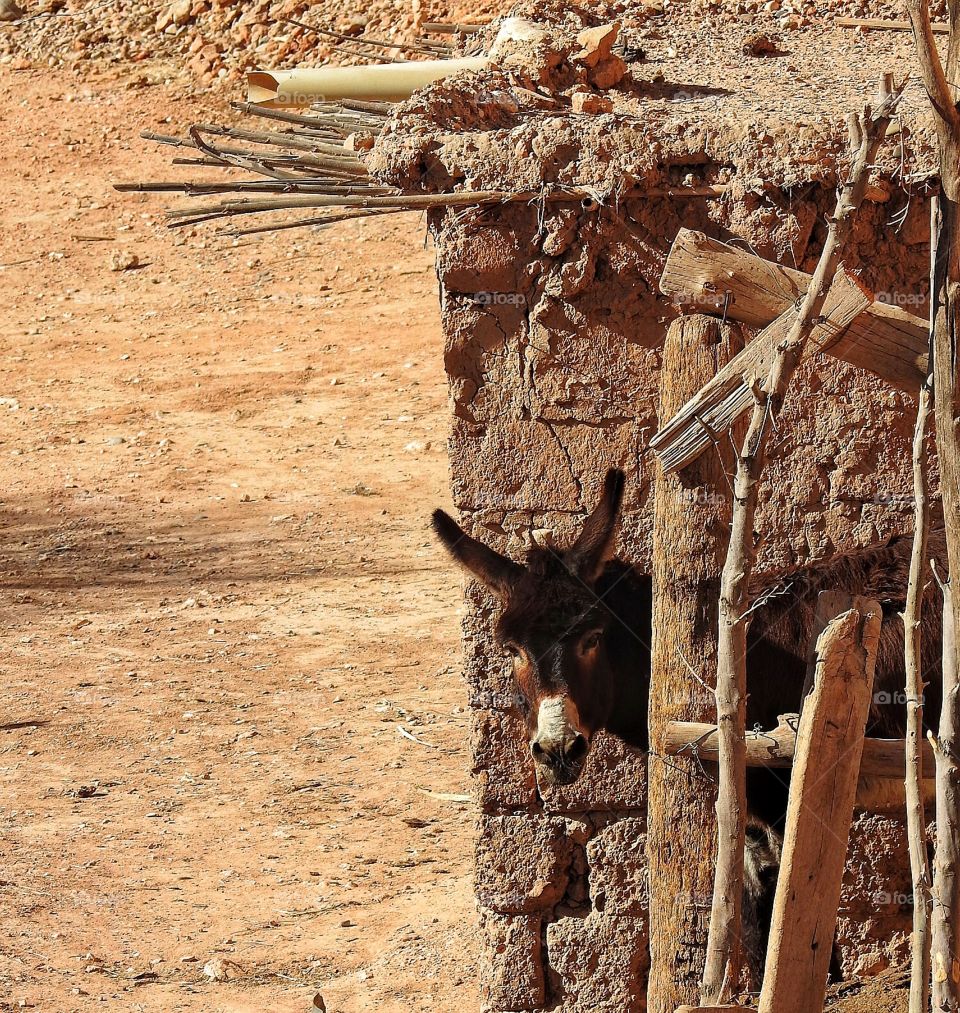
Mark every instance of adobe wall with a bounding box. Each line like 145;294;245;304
432;191;930;1010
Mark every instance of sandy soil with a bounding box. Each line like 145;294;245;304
0;64;478;1012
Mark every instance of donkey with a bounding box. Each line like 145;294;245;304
434;469;943;803
433;468;944;976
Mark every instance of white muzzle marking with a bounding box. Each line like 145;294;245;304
535;695;582;751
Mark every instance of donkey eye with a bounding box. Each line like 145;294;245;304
502;642;521;660
581;630;603;651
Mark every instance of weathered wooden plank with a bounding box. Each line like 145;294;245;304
757;592;880;1013
663;715;936;780
659;227;928;392
648;315;742;1013
650;268;872;473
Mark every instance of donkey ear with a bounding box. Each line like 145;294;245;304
567;469;626;582
432;509;524;599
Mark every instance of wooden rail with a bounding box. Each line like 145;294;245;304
663;714;936;778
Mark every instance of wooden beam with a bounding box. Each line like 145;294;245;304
663;715;936;779
757;592;881;1013
658;228;928;393
647;315;742;1013
651;268;873;473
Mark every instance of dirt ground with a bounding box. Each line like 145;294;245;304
0;64;479;1012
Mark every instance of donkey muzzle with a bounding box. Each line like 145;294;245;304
531;696;589;784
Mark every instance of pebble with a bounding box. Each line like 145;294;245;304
108;250;139;273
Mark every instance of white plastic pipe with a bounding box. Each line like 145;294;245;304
247;57;490;106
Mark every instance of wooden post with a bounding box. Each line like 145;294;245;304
905;4;960;1006
757;592;881;1013
647;314;743;1013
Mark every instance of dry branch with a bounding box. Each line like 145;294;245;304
907;5;960;1006
838;15;948;31
658;228;929;394
700;77;904;1005
757;594;881;1013
903;197;937;1013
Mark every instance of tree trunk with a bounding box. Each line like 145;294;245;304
647;313;743;1013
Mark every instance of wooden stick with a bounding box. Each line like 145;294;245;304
421;20;486;33
932;579;960;1007
658;228;929;394
757;593;881;1013
903;197;936;1013
647;316;743;1013
908;5;960;1006
663;717;937;778
651;270;873;474
837;15;948;31
700;77;903;1006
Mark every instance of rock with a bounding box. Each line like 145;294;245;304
341;16;366;36
589;53;627;89
344;132;375;152
201;957;235;981
108;250;139;272
0;0;24;22
170;0;193;25
742;32;781;55
574;22;619;67
571;92;614;114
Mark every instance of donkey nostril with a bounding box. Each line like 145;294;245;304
566;734;588;763
531;741;546;759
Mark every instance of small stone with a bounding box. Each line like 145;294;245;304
202;957;230;981
108;250;139;272
742;32;780;55
574;22;619;67
344;132;375;152
571;92;613;114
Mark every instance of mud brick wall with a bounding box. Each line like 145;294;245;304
432;192;932;1011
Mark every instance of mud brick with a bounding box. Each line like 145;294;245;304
586;817;648;917
539;730;647;814
836;812;912;976
472;708;538;811
479;910;546;1011
436;222;523;294
476;814;579;913
546;911;649;1012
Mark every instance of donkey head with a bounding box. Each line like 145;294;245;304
432;469;627;786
